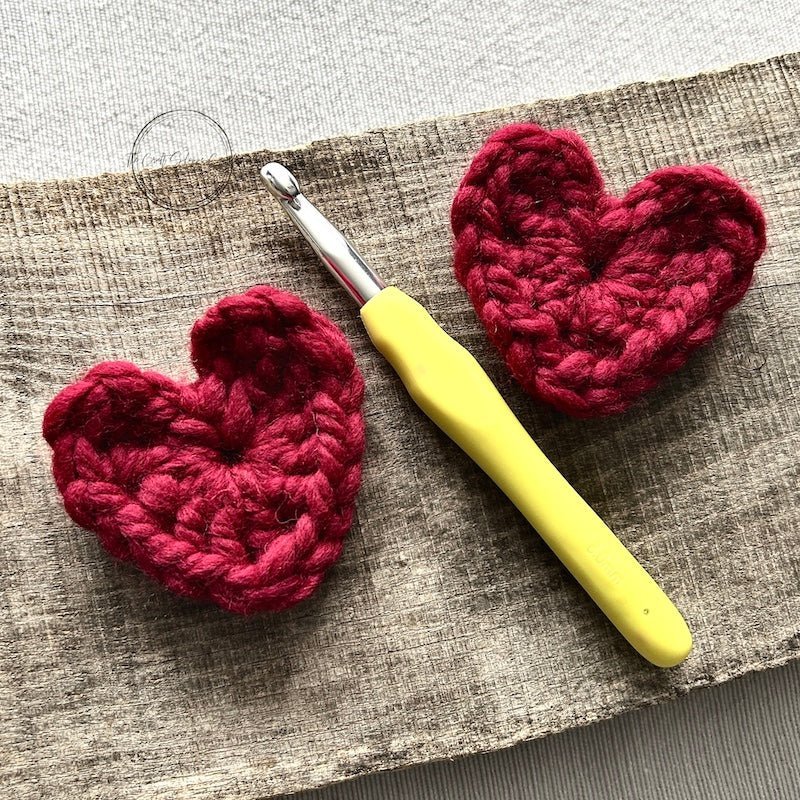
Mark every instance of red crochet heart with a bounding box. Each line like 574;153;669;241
451;124;766;417
43;287;365;613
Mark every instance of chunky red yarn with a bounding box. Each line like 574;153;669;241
451;123;766;417
43;287;365;613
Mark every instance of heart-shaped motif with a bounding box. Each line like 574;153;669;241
451;124;766;417
43;287;365;613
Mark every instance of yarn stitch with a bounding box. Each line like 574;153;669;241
451;123;766;417
43;286;365;613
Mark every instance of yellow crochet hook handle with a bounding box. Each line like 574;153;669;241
260;163;692;668
362;287;691;667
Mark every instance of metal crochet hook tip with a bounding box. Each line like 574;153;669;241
260;163;301;206
260;162;386;306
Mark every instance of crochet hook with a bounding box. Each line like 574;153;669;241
260;162;693;668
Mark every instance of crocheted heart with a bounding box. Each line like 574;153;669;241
43;287;365;613
451;123;766;417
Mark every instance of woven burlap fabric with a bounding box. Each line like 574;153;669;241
2;53;799;799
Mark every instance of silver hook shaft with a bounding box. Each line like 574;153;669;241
260;163;386;306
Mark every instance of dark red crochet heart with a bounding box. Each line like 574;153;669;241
43;287;365;614
451;123;766;417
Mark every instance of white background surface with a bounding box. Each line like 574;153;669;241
2;1;799;181
3;2;799;797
